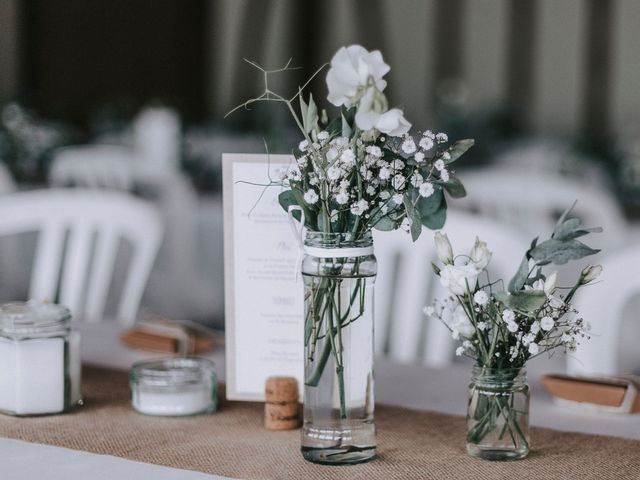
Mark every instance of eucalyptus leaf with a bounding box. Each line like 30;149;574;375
508;255;530;293
372;215;395;231
417;187;443;216
446;139;475;164
443;177;467;198
341;113;352;138
421;204;447;230
530;238;600;265
494;290;547;314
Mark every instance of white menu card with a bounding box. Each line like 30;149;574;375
223;153;304;401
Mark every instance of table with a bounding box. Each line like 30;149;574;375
1;323;638;479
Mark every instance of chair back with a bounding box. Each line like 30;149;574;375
567;246;640;375
374;209;529;366
0;189;163;325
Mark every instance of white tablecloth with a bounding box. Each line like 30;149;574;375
2;322;638;479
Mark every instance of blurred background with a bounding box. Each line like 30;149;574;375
0;0;638;371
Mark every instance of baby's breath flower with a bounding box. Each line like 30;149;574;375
473;290;489;306
414;151;426;163
380;190;391;200
303;189;319;204
317;130;329;142
419;182;434;198
340;149;356;165
455;346;464;356
434;159;445;171
419;136;434;151
392;193;404;204
540;316;554;331
410;172;423;187
335;191;349;205
436;132;448;143
378;167;391;180
391;174;406;190
442;151;451;161
350;199;369;215
365;145;382;157
401;137;417;154
440;169;450;182
327;166;342;181
528;342;539;355
299;139;309;152
502;309;515;323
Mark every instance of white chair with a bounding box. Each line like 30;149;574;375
457;168;627;250
567;246;640;375
0;189;163;325
374;209;530;366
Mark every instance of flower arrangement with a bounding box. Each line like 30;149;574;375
229;45;474;464
426;205;602;458
228;45;474;240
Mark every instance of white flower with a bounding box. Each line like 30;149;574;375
392;193;404;204
297;156;308;168
434;232;453;264
442;151;451;161
410;172;423;187
440;169;450;182
391;159;405;170
473;290;489;306
581;265;602;284
436;132;448;143
380;190;391;200
414;152;425;163
528;342;539;355
449;304;475;337
477;321;488;331
400;217;412;232
434;159;445;171
469;237;492;270
423;305;435;316
326;147;339;162
419;182;435;198
540;316;554;331
330;209;339;222
502;309;515;323
340;149;356;166
521;333;535;346
391;174;406;190
401;137;417;154
506;321;519;333
561;333;572;343
530;321;540;335
327;166;342;181
419;136;434;151
326;45;390;107
335;191;350;205
375;108;411;137
455;346;464;356
378;167;391;180
308;175;319;186
350;199;369;215
364;146;380;157
299;139;309;152
303;189;319;205
317;130;329;142
355;88;411;135
366;185;376;196
439;263;479;296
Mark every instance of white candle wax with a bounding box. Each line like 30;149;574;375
0;337;65;415
133;385;213;416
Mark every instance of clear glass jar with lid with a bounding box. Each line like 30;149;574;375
0;301;81;416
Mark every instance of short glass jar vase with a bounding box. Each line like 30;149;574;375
0;301;82;416
130;357;218;416
466;366;530;460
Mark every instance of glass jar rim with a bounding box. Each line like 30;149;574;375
304;230;373;248
0;301;71;337
131;357;216;388
471;365;527;385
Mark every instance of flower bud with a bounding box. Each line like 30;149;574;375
434;232;454;265
581;265;602;284
543;271;557;296
469;236;492;270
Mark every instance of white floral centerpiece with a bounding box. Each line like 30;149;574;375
229;45;474;464
426;205;602;460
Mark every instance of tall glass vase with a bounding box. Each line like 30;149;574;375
300;232;377;465
466;366;530;460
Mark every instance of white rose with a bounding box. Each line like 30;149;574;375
434;232;453;265
439;263;479;296
469;237;492;270
326;45;389;107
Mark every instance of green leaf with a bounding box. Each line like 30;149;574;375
372;215;395;231
303;93;318;134
432;262;441;275
341;112;352;138
443;177;467;198
278;190;297;214
494;291;547;314
508;255;530;293
446;139;475;164
530;238;600;265
416;187;443;217
421;204;447;230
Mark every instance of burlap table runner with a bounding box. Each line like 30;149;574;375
0;366;638;479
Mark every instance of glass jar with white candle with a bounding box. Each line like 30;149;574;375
0;301;82;416
130;358;218;416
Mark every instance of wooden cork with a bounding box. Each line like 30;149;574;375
264;376;300;430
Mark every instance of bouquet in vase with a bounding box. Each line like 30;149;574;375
229;45;474;464
426;205;602;460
